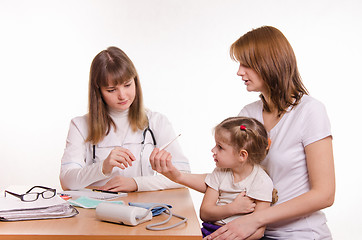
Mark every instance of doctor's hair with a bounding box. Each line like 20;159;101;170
87;46;148;144
230;26;308;117
214;117;269;165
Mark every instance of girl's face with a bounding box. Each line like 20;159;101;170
211;131;241;169
100;78;136;112
237;63;267;95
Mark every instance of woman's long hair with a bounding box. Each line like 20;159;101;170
86;46;148;144
230;26;308;116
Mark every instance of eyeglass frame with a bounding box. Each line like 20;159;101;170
4;185;57;202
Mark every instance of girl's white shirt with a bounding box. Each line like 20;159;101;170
60;109;190;191
239;95;332;239
205;165;273;225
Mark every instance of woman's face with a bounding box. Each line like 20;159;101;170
237;64;267;95
100;78;136;112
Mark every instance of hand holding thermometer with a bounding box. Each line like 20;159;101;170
159;134;181;151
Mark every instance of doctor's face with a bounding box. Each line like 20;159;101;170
100;78;136;112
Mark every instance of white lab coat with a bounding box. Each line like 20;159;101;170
60;110;190;191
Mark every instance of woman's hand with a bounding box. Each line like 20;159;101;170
149;148;182;182
229;191;256;215
99;175;138;192
102;147;136;175
206;213;259;240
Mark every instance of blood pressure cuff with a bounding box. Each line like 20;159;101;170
128;202;172;217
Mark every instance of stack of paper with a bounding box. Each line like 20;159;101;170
0;195;78;221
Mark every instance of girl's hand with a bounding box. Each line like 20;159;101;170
149;148;182;182
99;175;138;192
102;147;136;175
229;191;256;215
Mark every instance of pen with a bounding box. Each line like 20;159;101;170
92;189;121;195
159;134;181;151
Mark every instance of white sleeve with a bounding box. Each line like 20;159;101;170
238;107;249;117
152;112;191;172
133;174;187;192
238;100;263;120
59;117;109;190
134;112;191;191
247;168;273;202
300;99;332;147
204;168;223;191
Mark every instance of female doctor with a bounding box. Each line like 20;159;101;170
60;46;190;192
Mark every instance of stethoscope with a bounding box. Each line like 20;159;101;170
92;126;157;175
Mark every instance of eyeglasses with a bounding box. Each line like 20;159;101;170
4;186;56;202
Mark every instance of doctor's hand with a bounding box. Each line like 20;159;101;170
99;176;138;192
149;148;182;182
102;147;136;175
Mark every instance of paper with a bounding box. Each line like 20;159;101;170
0;203;78;221
61;189;127;200
0;195;67;211
68;196;124;209
0;191;78;221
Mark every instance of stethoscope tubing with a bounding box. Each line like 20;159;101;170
92;127;157;163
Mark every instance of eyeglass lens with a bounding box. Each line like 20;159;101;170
22;193;40;202
23;190;55;202
41;190;56;199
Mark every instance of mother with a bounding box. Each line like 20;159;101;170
151;26;335;239
210;25;335;240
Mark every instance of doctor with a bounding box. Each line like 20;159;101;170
60;46;190;192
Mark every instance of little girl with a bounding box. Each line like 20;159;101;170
150;116;274;239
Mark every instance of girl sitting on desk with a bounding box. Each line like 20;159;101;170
60;46;190;192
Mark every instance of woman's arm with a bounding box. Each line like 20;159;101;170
245;201;270;240
200;187;270;240
60;118;109;190
207;137;335;239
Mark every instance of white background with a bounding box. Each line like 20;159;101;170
1;0;361;238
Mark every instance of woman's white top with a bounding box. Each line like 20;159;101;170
60;109;190;191
238;95;332;239
205;165;273;225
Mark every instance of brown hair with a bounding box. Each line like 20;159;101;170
86;46;148;144
214;117;269;165
230;26;308;116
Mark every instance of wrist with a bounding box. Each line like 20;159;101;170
174;171;186;184
102;162;112;176
225;202;237;216
102;163;110;175
252;210;266;229
131;178;138;191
